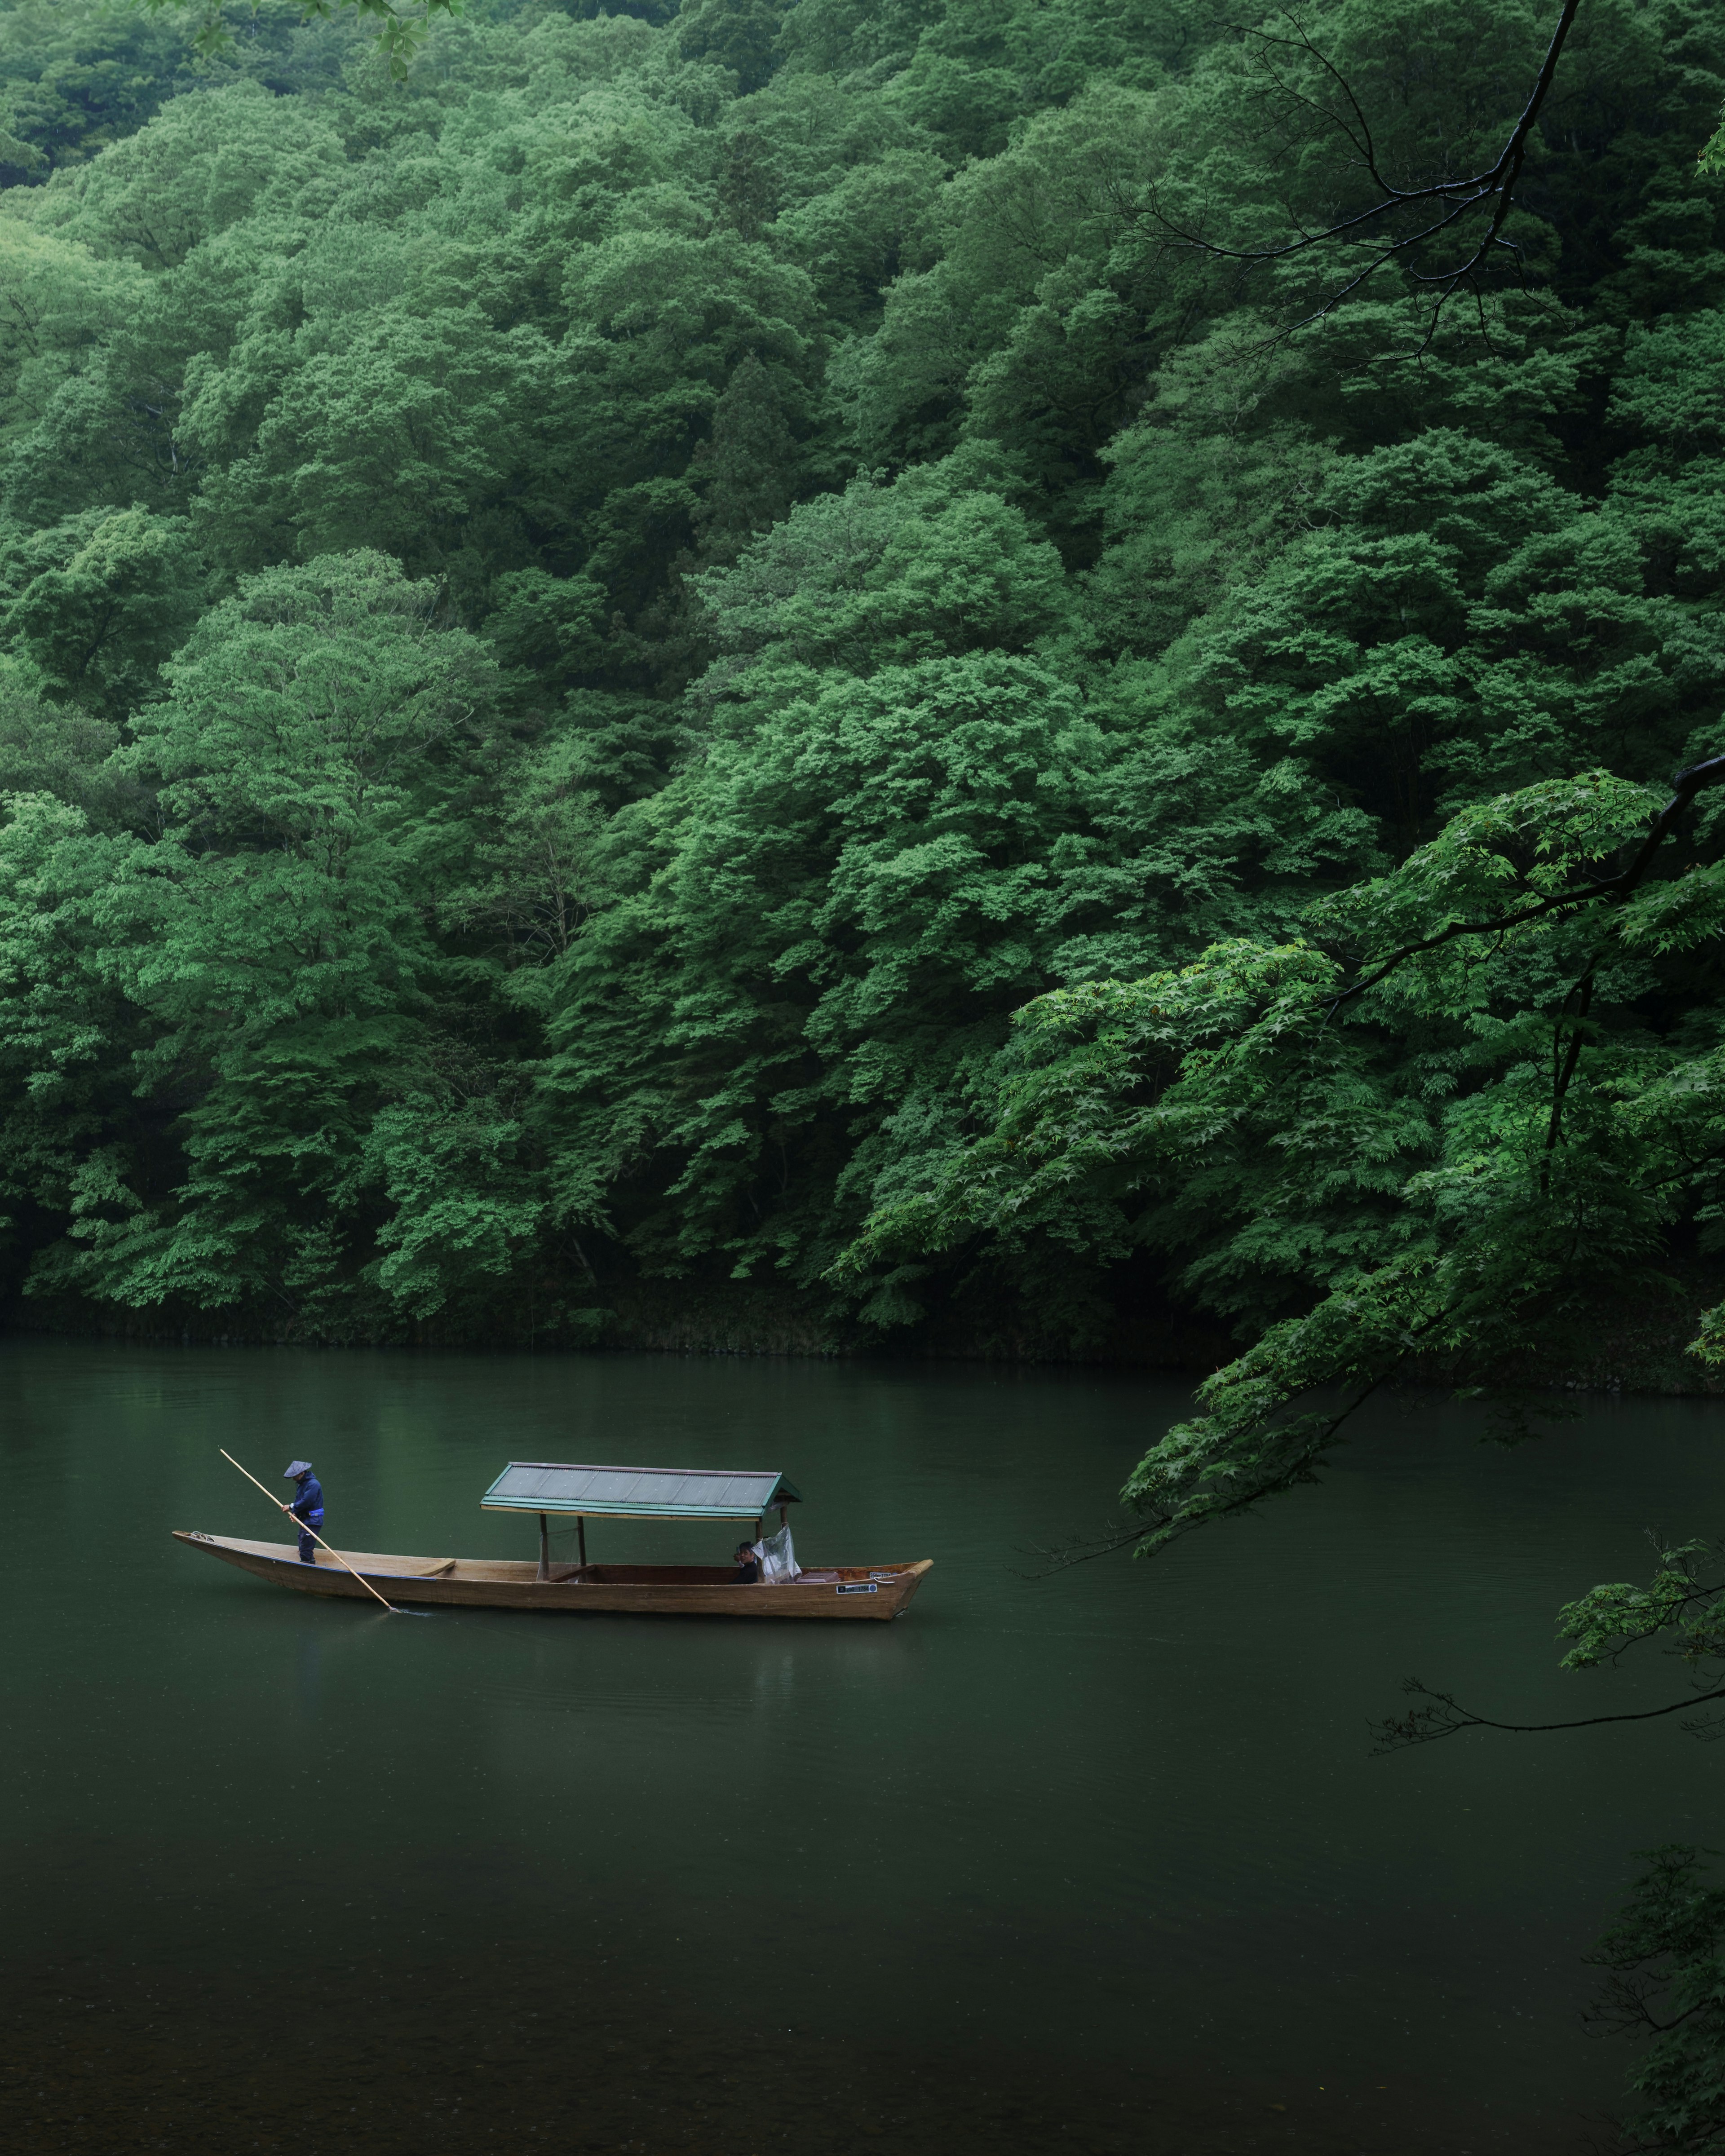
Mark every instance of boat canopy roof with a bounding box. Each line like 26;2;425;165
480;1462;803;1522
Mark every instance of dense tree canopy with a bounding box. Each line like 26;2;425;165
0;0;1717;1365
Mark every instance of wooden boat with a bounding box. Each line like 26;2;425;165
172;1533;931;1617
175;1459;933;1621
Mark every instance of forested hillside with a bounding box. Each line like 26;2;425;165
0;0;1720;1354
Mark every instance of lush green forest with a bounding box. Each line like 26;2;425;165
11;0;1725;2134
0;0;1718;1381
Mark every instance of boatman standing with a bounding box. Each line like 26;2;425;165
281;1461;324;1564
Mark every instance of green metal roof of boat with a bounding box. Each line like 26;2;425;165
480;1462;804;1521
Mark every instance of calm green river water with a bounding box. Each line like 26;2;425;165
3;1338;1721;2156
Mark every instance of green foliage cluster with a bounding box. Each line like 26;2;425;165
0;0;1721;1378
848;766;1725;1506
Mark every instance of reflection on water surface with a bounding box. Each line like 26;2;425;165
4;1337;1720;2152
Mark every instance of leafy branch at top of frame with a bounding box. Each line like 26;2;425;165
1133;0;1582;331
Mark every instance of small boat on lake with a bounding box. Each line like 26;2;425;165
174;1460;933;1621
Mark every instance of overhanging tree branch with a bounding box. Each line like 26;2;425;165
1027;1374;1398;1573
1371;1675;1725;1755
1139;0;1584;327
1324;752;1725;1009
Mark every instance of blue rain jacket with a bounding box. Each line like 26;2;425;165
289;1473;324;1526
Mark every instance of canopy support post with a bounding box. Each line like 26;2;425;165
577;1515;587;1571
537;1511;549;1583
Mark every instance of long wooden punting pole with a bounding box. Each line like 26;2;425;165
219;1449;405;1616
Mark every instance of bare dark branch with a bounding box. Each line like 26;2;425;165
1372;1676;1725;1755
1017;1524;1161;1578
1138;0;1584;330
1542;963;1598;1185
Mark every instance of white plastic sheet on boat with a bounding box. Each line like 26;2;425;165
752;1524;800;1582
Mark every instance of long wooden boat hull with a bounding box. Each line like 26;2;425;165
172;1532;932;1620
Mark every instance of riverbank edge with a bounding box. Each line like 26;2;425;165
3;1281;1234;1368
9;1266;1725;1394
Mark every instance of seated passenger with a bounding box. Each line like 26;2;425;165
732;1540;761;1583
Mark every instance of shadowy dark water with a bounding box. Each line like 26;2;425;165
2;1338;1721;2154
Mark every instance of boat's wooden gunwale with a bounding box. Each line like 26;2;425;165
172;1532;930;1621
